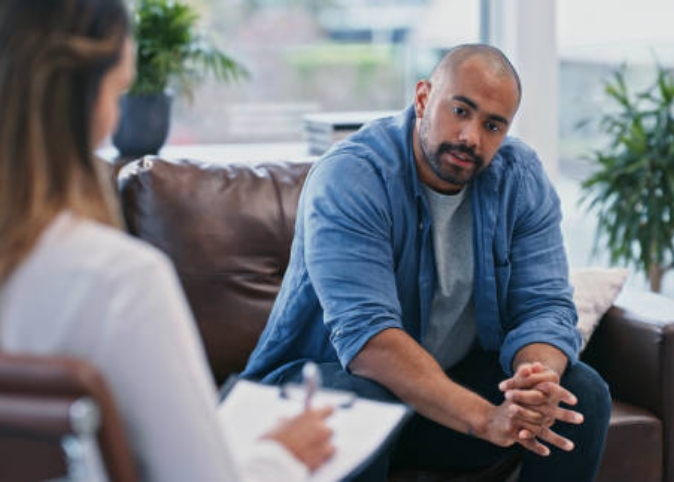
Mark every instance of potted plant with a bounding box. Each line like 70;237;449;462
113;0;247;157
580;65;674;292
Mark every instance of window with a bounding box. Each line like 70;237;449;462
169;0;480;145
558;0;674;167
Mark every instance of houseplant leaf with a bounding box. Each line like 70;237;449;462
580;64;674;292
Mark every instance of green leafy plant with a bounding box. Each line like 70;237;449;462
130;0;247;100
580;65;674;292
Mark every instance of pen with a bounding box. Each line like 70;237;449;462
302;361;321;410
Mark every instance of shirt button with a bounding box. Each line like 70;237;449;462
418;222;423;230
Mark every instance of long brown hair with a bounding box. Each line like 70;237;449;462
0;0;130;283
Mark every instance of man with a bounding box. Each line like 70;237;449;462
242;44;611;481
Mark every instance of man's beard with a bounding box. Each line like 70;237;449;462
419;118;484;187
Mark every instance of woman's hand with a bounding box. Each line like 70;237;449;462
263;406;335;471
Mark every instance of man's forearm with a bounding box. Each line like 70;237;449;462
350;329;577;455
348;327;493;437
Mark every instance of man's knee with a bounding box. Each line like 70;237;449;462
562;361;611;427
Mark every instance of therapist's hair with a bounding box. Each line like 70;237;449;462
0;0;130;283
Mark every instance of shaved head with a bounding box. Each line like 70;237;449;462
412;43;521;194
430;44;521;104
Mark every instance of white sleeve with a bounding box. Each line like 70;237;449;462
92;252;308;482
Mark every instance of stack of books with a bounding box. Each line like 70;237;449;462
303;111;397;156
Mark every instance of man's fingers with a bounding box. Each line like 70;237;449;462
516;371;560;388
536;381;578;406
504;388;547;406
503;380;578;412
518;436;550;456
509;402;547;425
516;424;575;454
517;429;574;456
499;369;560;391
498;363;532;391
507;408;575;451
504;389;583;426
514;400;584;427
535;427;575;452
515;421;574;452
555;407;584;425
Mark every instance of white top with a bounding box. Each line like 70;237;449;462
0;212;308;482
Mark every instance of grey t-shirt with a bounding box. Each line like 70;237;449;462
421;185;477;370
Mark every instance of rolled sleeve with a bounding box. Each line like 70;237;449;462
303;154;404;369
330;318;403;370
500;316;581;376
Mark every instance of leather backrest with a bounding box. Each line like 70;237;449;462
0;353;137;482
118;157;313;384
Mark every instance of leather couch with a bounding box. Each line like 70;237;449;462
118;156;674;482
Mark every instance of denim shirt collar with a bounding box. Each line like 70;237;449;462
397;105;424;199
400;105;435;232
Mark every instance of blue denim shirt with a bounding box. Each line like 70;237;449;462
242;106;580;381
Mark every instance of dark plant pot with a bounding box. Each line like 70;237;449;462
112;92;173;158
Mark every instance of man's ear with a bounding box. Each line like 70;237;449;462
414;80;431;119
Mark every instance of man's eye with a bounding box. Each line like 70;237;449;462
486;121;501;132
453;106;466;116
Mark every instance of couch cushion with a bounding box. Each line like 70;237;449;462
570;267;629;351
118;157;313;384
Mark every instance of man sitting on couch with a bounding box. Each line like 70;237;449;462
242;44;611;481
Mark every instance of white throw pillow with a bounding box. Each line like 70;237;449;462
569;267;630;351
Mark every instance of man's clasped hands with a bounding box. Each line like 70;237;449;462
489;362;584;456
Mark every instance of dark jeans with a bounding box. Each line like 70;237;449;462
280;348;611;482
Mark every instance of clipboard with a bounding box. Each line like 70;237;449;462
217;376;411;482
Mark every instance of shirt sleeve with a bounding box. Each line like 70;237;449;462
302;154;405;369
498;158;581;374
93;250;308;482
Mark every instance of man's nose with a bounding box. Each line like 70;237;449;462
458;121;479;151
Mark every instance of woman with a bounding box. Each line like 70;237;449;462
0;1;334;481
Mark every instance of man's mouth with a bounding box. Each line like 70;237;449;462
445;150;476;168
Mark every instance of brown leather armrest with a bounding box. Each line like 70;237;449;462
0;394;78;438
582;290;674;416
0;354;138;482
581;289;674;479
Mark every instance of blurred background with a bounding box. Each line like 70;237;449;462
141;0;674;294
166;0;674;149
